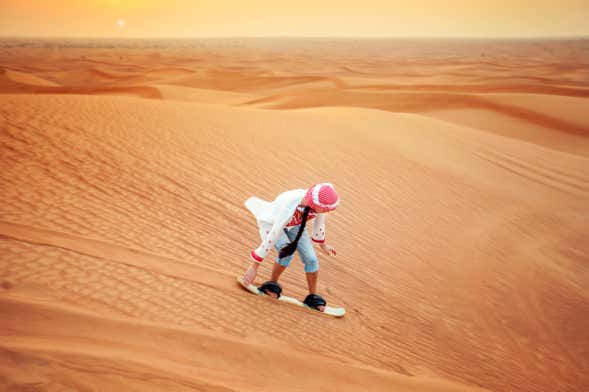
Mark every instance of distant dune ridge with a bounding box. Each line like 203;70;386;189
1;38;588;392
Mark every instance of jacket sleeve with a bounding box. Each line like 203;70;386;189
311;213;326;243
250;208;291;262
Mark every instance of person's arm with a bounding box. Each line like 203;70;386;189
312;214;336;256
311;213;326;244
243;210;290;286
250;204;292;263
250;213;289;262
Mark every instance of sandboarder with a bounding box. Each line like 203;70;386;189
242;183;339;312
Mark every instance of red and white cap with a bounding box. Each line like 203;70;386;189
304;183;340;213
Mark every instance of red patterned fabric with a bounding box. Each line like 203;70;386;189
286;206;317;227
304;183;339;213
250;249;263;263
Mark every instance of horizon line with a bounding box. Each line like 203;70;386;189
2;34;589;41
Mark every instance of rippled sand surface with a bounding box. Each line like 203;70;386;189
1;38;588;392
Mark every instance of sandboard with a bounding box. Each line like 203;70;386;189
237;276;346;317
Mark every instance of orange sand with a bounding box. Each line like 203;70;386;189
1;38;588;392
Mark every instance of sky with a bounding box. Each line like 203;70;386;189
1;0;588;38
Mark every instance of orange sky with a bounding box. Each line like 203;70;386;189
1;0;588;38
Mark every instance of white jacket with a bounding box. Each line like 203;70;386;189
245;189;326;262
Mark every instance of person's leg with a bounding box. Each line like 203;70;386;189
270;262;287;282
295;229;325;311
295;227;320;294
260;229;295;299
271;228;295;282
305;271;319;294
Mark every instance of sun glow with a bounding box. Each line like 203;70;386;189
0;0;588;38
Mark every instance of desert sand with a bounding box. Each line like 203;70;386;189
1;37;588;392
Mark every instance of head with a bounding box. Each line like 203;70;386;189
304;183;340;213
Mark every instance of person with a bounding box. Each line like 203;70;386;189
242;183;339;312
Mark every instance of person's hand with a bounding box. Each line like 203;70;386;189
242;262;259;286
320;243;336;256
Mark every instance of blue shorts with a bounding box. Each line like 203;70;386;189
274;224;319;273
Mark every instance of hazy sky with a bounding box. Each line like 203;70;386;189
1;0;588;38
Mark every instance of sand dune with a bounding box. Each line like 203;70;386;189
1;38;588;392
425;93;589;156
2;296;487;392
0;70;162;98
153;85;259;104
3;69;60;87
